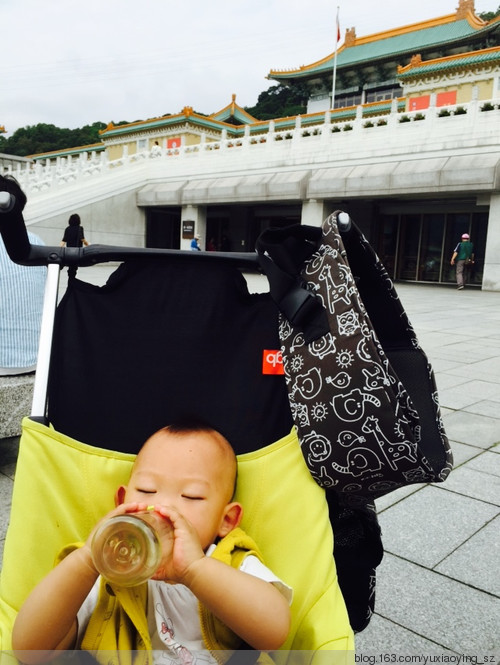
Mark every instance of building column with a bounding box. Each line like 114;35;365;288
492;75;500;100
180;204;207;251
301;199;326;227
482;193;500;291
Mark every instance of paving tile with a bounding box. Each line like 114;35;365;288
437;388;475;410
450;441;487;467
438;380;500;410
373;553;500;653
464;399;500;418
433;373;468;390
438;406;454;418
416;331;468;350
377;486;498;568
442;411;500;448
449;356;500;380
435;516;500;595
435;342;499;362
354;614;456;654
375;484;425;513
478;336;500;348
463;449;500;477
442;465;500;505
430;352;485;367
447;365;500;384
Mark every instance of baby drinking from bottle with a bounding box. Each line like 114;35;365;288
13;422;292;664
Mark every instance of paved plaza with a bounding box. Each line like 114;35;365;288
1;274;499;658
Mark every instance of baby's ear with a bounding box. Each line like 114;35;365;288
218;502;243;538
115;485;127;506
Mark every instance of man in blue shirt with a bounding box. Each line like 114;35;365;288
190;235;201;251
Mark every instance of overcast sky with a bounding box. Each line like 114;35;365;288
1;0;495;136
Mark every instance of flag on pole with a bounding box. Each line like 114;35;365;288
336;7;341;42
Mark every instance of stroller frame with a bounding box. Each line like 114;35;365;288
0;184;357;660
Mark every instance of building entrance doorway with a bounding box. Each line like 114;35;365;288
206;203;301;252
376;205;488;286
146;208;181;249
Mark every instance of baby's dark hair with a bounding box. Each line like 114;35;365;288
68;213;81;226
157;420;238;498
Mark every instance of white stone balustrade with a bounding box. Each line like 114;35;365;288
4;99;498;199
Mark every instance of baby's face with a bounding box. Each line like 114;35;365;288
123;430;237;550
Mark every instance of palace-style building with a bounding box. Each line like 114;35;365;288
5;0;500;289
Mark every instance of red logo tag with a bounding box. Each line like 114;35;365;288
262;350;284;375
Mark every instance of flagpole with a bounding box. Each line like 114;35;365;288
331;6;340;109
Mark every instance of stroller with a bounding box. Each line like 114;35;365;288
0;176;451;662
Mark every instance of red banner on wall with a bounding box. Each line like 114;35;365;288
436;91;457;107
409;95;430;111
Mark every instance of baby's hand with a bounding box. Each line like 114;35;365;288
149;506;205;584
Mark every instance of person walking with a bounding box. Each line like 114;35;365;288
451;233;474;290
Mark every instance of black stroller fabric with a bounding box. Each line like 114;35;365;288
256;213;453;506
48;259;293;455
46;256;381;633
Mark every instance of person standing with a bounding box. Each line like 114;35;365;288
150;140;162;157
60;213;89;278
451;233;474;290
60;213;89;249
0;232;46;375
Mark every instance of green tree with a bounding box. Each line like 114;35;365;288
244;83;309;121
1;122;107;157
478;5;500;19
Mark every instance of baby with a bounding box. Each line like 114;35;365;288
13;422;292;663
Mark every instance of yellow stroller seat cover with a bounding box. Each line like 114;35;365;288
0;418;354;659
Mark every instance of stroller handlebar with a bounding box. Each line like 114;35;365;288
1;176;352;271
0;190;34;264
0;192;15;212
0;189;261;270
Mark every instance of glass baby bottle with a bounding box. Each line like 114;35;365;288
91;508;174;587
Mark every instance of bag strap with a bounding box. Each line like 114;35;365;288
256;224;330;343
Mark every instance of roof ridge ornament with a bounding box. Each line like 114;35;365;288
456;0;475;20
345;27;356;47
